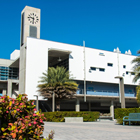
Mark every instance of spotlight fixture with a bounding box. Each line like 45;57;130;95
58;57;62;62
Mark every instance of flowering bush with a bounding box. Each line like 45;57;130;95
0;94;51;140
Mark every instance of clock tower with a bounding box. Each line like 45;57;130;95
19;6;41;94
20;6;40;46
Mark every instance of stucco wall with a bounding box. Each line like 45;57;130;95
25;37;138;100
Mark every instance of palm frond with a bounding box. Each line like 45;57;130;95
131;50;140;83
37;66;78;99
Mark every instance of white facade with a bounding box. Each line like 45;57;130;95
24;37;138;100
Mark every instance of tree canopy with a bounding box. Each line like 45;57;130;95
136;86;140;107
37;67;78;99
131;50;140;83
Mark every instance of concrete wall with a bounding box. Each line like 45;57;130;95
19;44;26;94
0;59;14;67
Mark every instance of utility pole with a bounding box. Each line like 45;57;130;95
83;40;86;102
34;95;39;112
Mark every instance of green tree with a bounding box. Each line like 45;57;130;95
136;86;140;107
37;66;78;111
131;50;140;83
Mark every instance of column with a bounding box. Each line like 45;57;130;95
7;79;12;97
120;78;125;108
52;92;55;112
110;100;114;120
88;102;91;111
75;99;80;112
2;90;6;96
115;76;125;108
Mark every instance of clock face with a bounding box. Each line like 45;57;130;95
27;13;39;24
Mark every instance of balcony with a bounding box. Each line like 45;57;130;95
77;89;135;97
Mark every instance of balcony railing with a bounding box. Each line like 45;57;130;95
77;89;135;97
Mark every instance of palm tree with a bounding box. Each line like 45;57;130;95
37;66;78;111
131;50;140;83
136;86;140;107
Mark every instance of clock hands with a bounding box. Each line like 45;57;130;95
32;17;34;24
27;13;39;24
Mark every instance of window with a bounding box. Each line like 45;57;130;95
123;65;126;68
0;66;19;81
0;90;2;96
99;53;105;56
89;69;91;73
88;87;94;91
99;68;105;72
131;72;135;75
30;26;37;38
128;89;133;93
90;67;96;71
126;71;128;75
107;63;113;67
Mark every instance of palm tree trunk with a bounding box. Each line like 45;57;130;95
56;99;60;111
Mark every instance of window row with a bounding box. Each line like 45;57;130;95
126;71;135;75
0;66;19;80
90;67;105;72
90;63;126;68
107;63;126;68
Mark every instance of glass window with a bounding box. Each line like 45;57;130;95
0;66;19;80
131;72;135;75
90;67;96;71
1;67;6;69
99;68;105;72
123;65;126;68
88;87;94;91
99;53;105;56
128;89;133;93
107;63;113;67
126;71;128;75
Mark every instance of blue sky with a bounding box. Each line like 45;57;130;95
0;0;140;59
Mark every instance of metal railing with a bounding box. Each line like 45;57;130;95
77;89;135;97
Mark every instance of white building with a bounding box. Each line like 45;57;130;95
0;6;139;116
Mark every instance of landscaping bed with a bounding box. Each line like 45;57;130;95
115;108;140;125
42;111;99;122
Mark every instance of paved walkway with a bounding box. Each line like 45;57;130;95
43;120;140;140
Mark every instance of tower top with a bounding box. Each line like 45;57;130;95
21;6;40;14
20;6;41;46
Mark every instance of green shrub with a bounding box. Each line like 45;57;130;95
0;94;53;140
42;111;99;122
115;108;140;125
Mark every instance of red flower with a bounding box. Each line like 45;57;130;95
33;114;36;116
33;121;37;125
33;108;37;111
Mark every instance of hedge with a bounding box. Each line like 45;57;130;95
42;111;100;122
115;108;140;125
